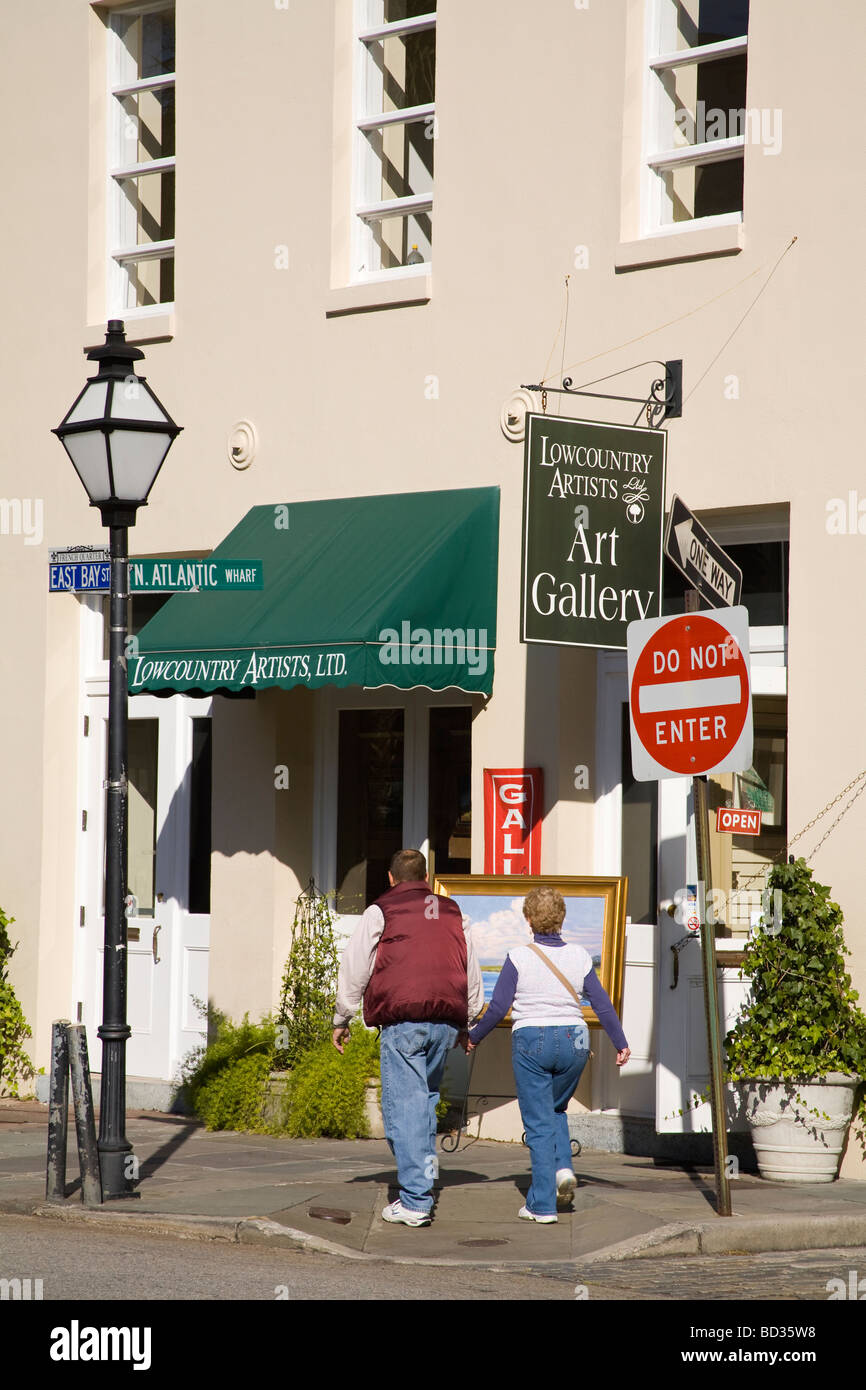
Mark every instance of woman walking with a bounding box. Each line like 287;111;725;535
461;886;630;1222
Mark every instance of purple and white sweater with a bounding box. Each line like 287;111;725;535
467;933;628;1050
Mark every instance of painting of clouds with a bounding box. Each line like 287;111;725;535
453;892;605;1005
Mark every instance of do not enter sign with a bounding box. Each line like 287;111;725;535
627;607;753;781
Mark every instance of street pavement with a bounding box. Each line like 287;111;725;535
3;1099;866;1268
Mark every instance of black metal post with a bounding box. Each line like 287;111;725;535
694;774;732;1217
68;1024;103;1207
97;522;134;1198
45;1020;70;1202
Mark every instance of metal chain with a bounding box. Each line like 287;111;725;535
734;766;866;892
802;774;866;863
787;767;866;852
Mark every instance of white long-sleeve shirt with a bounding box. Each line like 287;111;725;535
334;900;485;1028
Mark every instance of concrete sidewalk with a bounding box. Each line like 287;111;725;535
3;1099;866;1266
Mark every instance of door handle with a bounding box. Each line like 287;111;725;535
152;923;162;965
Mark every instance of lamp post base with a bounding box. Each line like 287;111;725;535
97;1146;139;1201
97;1027;137;1199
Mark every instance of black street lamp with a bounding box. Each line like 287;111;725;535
53;320;181;1200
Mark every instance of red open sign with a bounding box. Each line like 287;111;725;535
716;806;762;836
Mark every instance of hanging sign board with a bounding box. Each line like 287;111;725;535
521;414;666;650
626;606;753;781
483;768;543;875
716;806;762;835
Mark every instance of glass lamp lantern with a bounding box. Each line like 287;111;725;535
53;320;181;527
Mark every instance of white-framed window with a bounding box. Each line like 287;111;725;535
353;1;436;280
643;0;749;235
106;2;176;315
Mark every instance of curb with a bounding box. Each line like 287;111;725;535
578;1213;866;1262
6;1200;866;1268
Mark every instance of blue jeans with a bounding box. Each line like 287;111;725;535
511;1023;591;1217
379;1021;458;1214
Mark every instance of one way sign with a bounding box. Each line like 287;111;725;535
664;494;743;609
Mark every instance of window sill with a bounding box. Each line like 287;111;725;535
615;223;743;272
325;274;431;318
84;310;175;350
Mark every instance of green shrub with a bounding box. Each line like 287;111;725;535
280;1022;379;1139
0;907;35;1098
193;1052;273;1133
178;1004;276;1132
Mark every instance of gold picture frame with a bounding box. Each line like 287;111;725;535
434;874;628;1027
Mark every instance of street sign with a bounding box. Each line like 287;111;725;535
49;561;111;593
50;546;110;565
129;558;263;592
49;558;263;593
627;606;753;781
664;494;742;609
716;806;762;835
521;414;666;650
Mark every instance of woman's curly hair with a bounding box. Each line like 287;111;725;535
522;886;566;935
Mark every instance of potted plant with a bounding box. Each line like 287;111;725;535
725;858;866;1182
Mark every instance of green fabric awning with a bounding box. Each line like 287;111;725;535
129;487;499;696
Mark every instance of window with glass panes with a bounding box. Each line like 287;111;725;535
107;3;176;312
354;1;435;276
645;0;749;231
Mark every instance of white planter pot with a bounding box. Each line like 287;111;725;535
738;1074;861;1182
364;1082;385;1139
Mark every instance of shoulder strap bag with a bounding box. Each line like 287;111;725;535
526;943;594;1055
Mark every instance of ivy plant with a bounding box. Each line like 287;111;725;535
274;881;340;1071
0;906;36;1098
724;857;866;1149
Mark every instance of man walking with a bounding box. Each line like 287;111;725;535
332;848;484;1226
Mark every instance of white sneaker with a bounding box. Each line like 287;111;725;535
382;1200;431;1227
556;1168;577;1209
518;1205;557;1224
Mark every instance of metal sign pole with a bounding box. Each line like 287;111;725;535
693;774;732;1217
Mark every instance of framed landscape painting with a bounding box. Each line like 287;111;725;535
433;874;628;1026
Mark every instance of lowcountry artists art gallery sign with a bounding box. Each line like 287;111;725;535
521;414;666;650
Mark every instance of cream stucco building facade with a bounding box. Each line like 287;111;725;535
2;0;864;1177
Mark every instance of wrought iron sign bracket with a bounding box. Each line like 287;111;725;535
522;359;682;425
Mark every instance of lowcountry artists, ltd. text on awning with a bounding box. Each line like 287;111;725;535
130;650;348;687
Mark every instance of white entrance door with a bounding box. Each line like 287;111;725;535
80;692;211;1084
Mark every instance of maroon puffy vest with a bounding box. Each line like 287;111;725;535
363;880;468;1028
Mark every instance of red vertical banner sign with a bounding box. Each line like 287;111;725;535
483;769;544;875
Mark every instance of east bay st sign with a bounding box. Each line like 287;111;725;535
521;414;666;650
